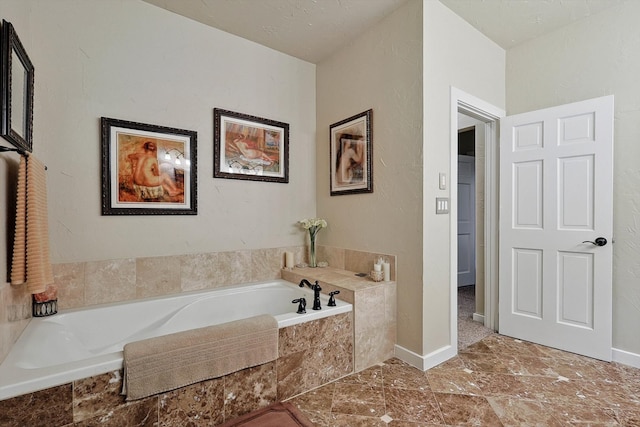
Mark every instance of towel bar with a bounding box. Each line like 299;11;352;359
0;146;47;170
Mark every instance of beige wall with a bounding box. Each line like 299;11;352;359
506;1;640;356
422;1;504;354
316;0;424;353
0;0;315;360
1;0;316;266
317;0;505;356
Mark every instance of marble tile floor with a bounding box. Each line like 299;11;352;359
288;334;640;426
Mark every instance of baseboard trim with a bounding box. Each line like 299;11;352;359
394;344;456;371
612;347;640;369
472;312;485;323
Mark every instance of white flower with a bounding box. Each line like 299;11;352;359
298;218;327;229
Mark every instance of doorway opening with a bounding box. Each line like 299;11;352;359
456;116;493;349
449;87;504;354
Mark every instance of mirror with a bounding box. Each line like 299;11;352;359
1;19;34;153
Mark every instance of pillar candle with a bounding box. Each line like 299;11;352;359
285;251;294;269
383;261;390;281
373;263;382;272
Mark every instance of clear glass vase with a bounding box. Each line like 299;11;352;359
309;232;317;268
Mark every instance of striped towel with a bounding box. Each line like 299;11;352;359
122;314;279;401
11;154;53;295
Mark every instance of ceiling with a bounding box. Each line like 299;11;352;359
143;0;624;63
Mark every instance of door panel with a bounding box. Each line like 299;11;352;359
558;155;594;229
499;95;613;361
513;161;543;228
513;248;543;319
458;155;476;287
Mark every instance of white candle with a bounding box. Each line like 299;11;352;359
285;251;294;269
383;262;390;281
373;263;382;272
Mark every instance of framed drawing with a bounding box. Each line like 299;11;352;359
214;108;289;183
1;20;34;153
101;117;197;215
330;109;373;196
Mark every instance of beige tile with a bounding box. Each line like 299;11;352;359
0;282;30;363
52;262;85;310
345;249;378;275
136;256;181;299
345;250;396;280
179;252;218;291
316;245;346;269
216;250;252;285
84;258;136;305
354;285;393;370
251;248;283;282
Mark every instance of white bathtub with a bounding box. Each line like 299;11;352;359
0;279;351;401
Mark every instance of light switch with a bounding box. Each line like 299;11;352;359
436;197;449;214
439;173;447;190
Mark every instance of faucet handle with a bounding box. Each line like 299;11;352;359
328;290;340;307
292;298;306;314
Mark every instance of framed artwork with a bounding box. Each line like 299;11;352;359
330;109;373;196
1;20;34;153
214;108;289;183
101;117;197;215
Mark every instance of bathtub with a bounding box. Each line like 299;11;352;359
0;279;351;401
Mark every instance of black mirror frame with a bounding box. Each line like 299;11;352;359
1;19;34;153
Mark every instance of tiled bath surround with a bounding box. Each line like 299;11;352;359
0;281;31;368
0;312;353;426
282;265;397;372
0;245;394;424
2;244;311;363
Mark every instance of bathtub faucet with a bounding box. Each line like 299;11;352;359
299;279;322;310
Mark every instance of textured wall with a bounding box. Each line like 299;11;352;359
422;1;505;354
506;1;640;356
0;0;316;266
316;0;424;353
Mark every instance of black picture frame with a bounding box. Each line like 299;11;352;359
330;109;373;195
101;117;197;215
1;20;34;153
214;108;289;183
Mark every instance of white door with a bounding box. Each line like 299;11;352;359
458;155;476;287
499;95;614;361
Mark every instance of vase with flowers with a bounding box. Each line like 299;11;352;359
298;218;327;268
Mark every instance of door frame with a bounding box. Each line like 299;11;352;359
449;87;504;352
